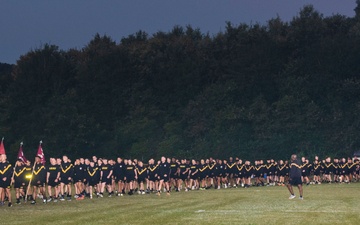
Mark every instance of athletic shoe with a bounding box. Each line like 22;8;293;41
166;192;170;196
31;200;36;205
59;196;65;201
289;194;296;200
299;196;303;200
67;196;72;201
76;195;85;200
16;199;21;204
47;198;53;203
43;199;47;203
53;199;58;203
90;195;93;199
8;202;12;207
156;192;160;196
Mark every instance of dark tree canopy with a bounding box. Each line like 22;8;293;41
1;4;360;162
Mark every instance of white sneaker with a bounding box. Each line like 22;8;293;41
289;194;296;199
299;196;303;200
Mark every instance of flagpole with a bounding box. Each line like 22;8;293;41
24;160;36;203
25;140;44;203
10;164;17;187
10;142;23;187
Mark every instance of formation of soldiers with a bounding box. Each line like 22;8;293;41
1;153;360;207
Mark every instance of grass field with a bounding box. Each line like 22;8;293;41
1;183;360;225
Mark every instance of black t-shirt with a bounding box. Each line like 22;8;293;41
170;162;178;175
0;162;12;179
290;159;302;178
157;162;170;176
87;166;100;180
14;165;26;182
101;164;112;177
33;162;46;180
61;162;73;178
114;162;125;178
47;164;60;179
74;164;86;178
179;164;188;174
126;165;136;176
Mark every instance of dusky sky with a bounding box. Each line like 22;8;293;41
0;0;357;64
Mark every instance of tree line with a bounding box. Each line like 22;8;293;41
1;4;360;162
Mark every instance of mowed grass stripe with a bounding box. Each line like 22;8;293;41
1;183;360;225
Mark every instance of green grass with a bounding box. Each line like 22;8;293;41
2;183;360;225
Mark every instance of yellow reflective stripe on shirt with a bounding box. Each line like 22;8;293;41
149;165;158;172
33;166;45;175
88;168;98;177
0;164;12;174
137;168;147;175
199;165;208;172
61;164;73;173
14;167;26;177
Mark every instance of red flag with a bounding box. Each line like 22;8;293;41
0;137;5;155
17;142;28;163
36;141;45;165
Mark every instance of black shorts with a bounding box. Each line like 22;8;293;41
73;176;84;183
126;175;135;183
189;174;198;180
31;179;45;187
159;175;169;182
198;173;207;180
137;176;146;183
48;179;59;187
289;177;302;186
88;179;99;187
0;180;11;189
170;173;177;179
148;174;157;182
14;181;26;189
115;176;125;183
60;177;72;185
101;177;112;185
180;173;188;181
